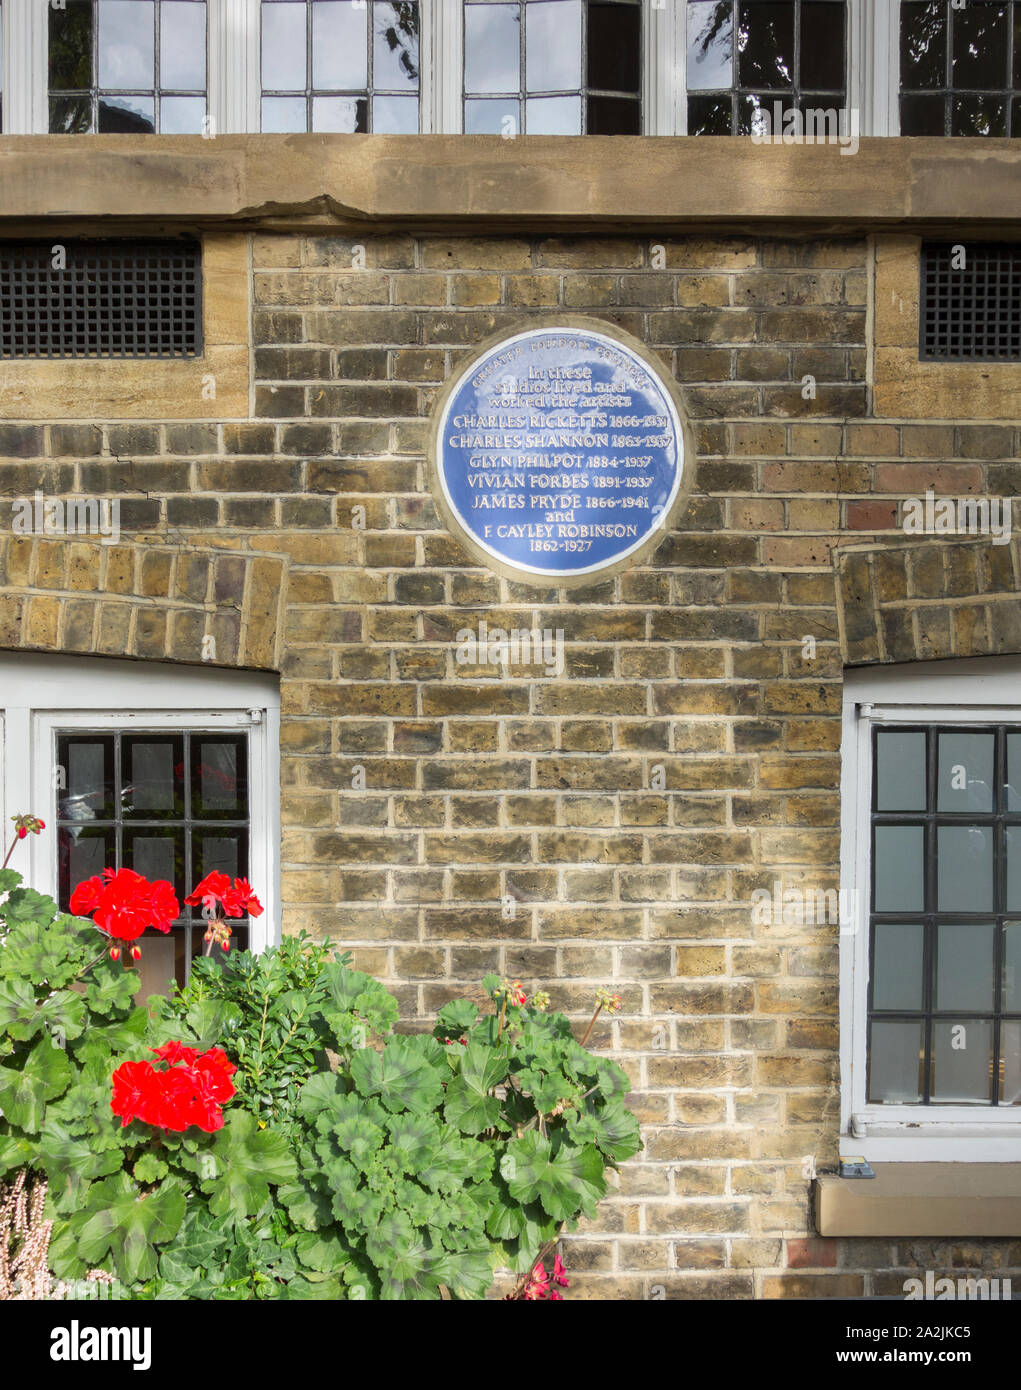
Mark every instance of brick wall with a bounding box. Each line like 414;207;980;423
4;230;1021;1296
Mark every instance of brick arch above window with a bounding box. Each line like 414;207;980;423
836;536;1021;667
0;536;290;671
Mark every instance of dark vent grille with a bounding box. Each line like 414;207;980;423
0;239;202;360
920;242;1021;362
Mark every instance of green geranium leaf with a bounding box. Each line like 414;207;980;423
566;1098;643;1163
134;1153;170;1184
351;1034;446;1116
199;1109;297;1219
84;967;140;1017
0;1036;72;1132
0;867;22;895
77;1174;186;1283
434;999;478;1036
442;1040;508;1136
500;1132;606;1223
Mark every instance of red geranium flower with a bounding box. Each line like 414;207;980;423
186;872;263;919
111;1043;237;1133
70;867;180;959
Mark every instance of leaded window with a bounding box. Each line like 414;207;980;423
57;730;252;983
48;0;208;134
260;0;420;132
868;725;1021;1106
463;0;641;135
900;0;1021;136
685;0;846;134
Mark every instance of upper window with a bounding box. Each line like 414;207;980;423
463;0;641;135
900;0;1021;136
260;0;420;132
685;0;846;134
48;0;208;133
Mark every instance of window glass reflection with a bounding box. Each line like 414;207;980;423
49;0;206;133
262;0;419;132
900;0;1019;136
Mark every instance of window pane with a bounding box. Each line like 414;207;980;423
1006;734;1021;810
61;735;115;820
799;1;843;90
937;825;992;912
373;93;418;132
373;0;419;89
1016;5;1021;86
868;1019;923;1102
876;729;926;810
1004;922;1021;1010
525;94;581;133
900;0;947;89
935;922;995;1011
50;0;95;91
98;0;155;89
192;735;247;817
952;1;1008;88
62;825;116;907
1000;1021;1021;1103
951;93;1007;136
587;2;640;92
124;828;184;898
874;825;925;912
312;1;368;91
737;0;794;89
464;3;520;93
1006;827;1021;910
526;0;581;92
312;93;367;129
872;922;924;1011
161;94;206;131
262;94;307;129
588;94;640;133
900;92;945;133
50;94;93;132
937;730;993;812
161;1;206;90
687;0;733;90
465;96;518;132
123;735;184;817
192;830;245;884
98;94;155;130
687;92;732;132
263;2;307;90
931;1019;993;1103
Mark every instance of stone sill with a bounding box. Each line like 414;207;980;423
815;1165;1021;1237
0;135;1019;233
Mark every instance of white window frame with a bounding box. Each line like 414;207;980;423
841;654;1021;1163
0;0;905;136
0;652;281;962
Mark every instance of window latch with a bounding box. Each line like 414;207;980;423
249;709;263;724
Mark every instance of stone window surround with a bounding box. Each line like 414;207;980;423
0;0;905;136
0;232;249;420
873;235;1021;422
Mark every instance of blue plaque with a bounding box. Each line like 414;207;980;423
431;322;689;582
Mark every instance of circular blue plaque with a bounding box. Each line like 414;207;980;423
431;322;688;582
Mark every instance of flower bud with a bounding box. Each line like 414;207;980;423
130;946;142;961
109;947;121;962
